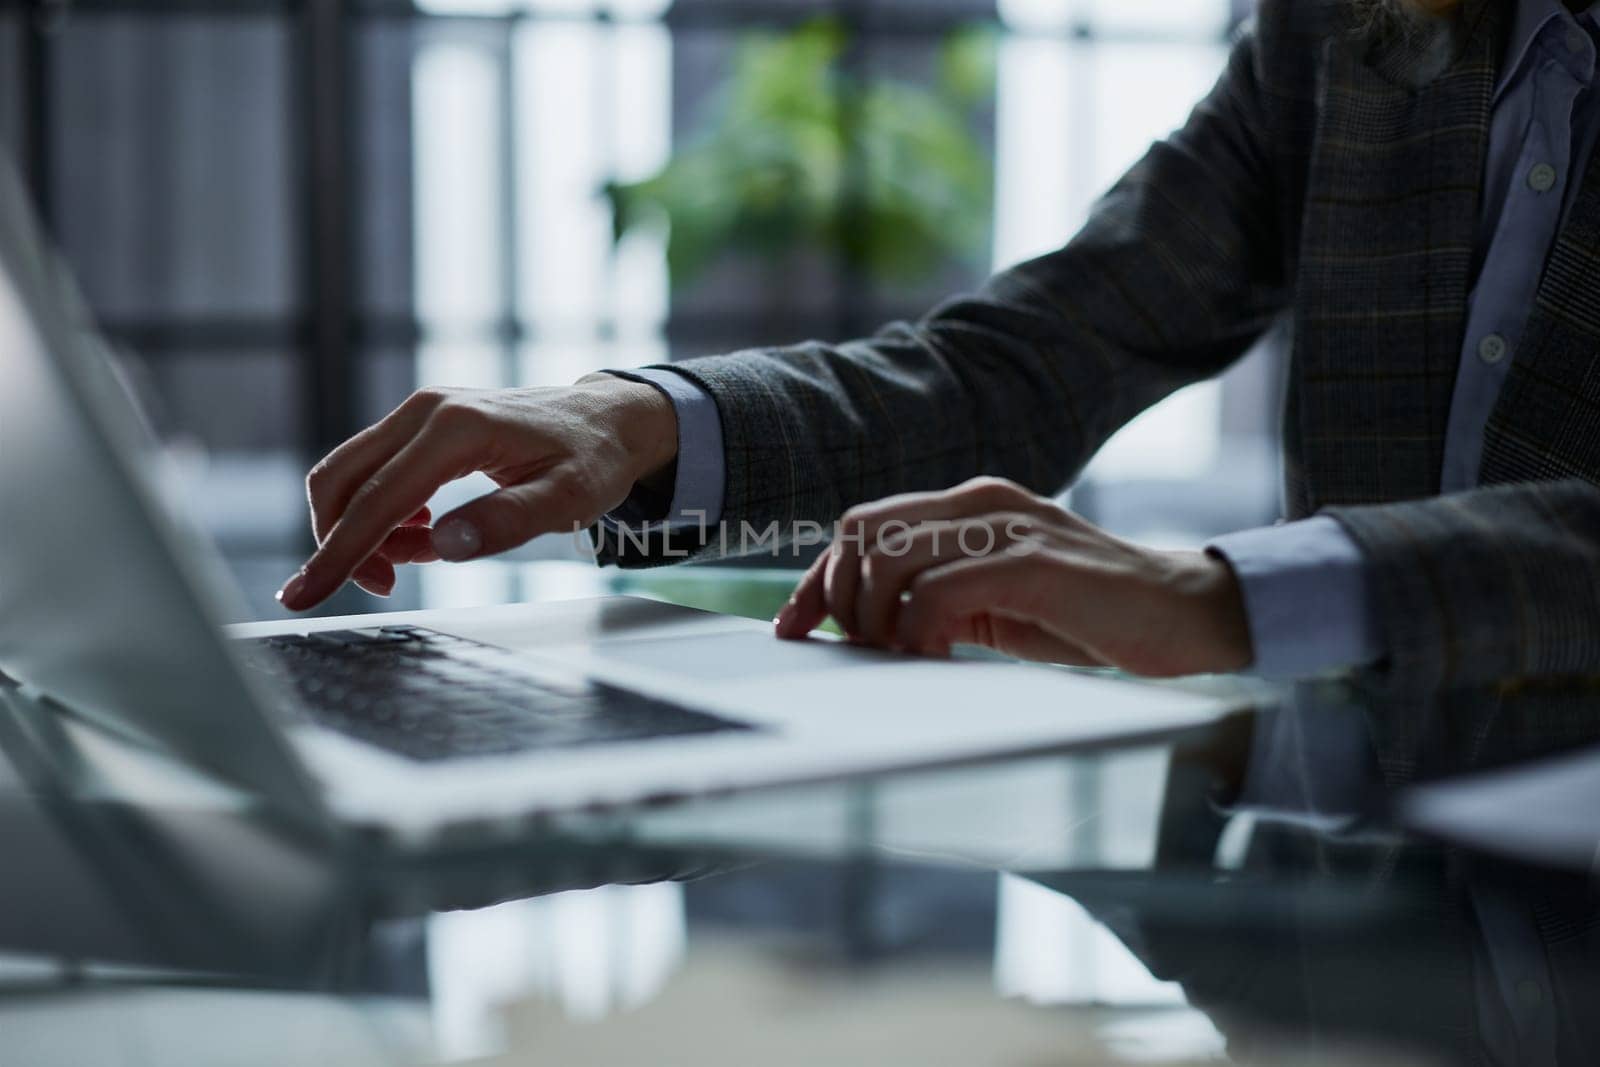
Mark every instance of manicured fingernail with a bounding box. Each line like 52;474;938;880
432;519;482;562
276;571;307;607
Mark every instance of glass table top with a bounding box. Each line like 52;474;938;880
1;563;1596;1066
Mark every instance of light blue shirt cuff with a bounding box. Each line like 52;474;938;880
601;368;726;529
1207;516;1385;679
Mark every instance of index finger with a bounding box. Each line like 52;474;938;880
279;428;477;610
306;391;442;543
775;550;830;639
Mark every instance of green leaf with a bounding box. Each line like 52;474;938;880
939;24;999;106
603;18;994;290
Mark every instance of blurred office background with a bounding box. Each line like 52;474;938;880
0;0;1276;615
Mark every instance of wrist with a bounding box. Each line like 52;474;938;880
1169;550;1254;674
577;373;679;485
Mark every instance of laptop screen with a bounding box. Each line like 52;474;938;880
0;154;319;814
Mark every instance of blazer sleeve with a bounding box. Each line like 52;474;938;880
1328;480;1600;688
596;19;1291;567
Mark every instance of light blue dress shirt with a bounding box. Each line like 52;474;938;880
599;367;724;530
611;0;1600;680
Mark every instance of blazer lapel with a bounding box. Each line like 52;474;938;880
1291;1;1502;511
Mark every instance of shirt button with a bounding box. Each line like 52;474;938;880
1478;334;1509;364
1528;163;1559;193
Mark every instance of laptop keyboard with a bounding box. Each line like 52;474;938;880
240;625;755;762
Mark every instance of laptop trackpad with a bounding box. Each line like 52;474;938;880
588;630;901;681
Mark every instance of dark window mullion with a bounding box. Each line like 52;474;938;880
301;0;359;460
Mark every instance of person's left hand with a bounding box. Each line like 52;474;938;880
773;477;1253;678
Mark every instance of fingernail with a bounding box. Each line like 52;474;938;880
432;519;482;562
276;571;307;607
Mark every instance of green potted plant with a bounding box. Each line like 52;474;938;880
606;18;996;335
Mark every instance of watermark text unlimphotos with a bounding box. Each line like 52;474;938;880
580;513;1043;562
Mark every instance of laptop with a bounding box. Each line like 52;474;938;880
0;156;1234;847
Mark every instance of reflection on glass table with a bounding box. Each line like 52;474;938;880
2;553;1598;1067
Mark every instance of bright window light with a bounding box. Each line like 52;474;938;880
515;19;608;333
992;14;1233;484
1077;0;1230;37
414;0;671;20
1080;41;1229;481
992;36;1082;269
1001;0;1231;38
511;16;670;387
427;885;687;1060
413;42;504;333
994;873;1190;1006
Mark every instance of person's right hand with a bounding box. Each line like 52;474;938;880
276;375;678;612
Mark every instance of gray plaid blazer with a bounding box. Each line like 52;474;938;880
605;0;1600;691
